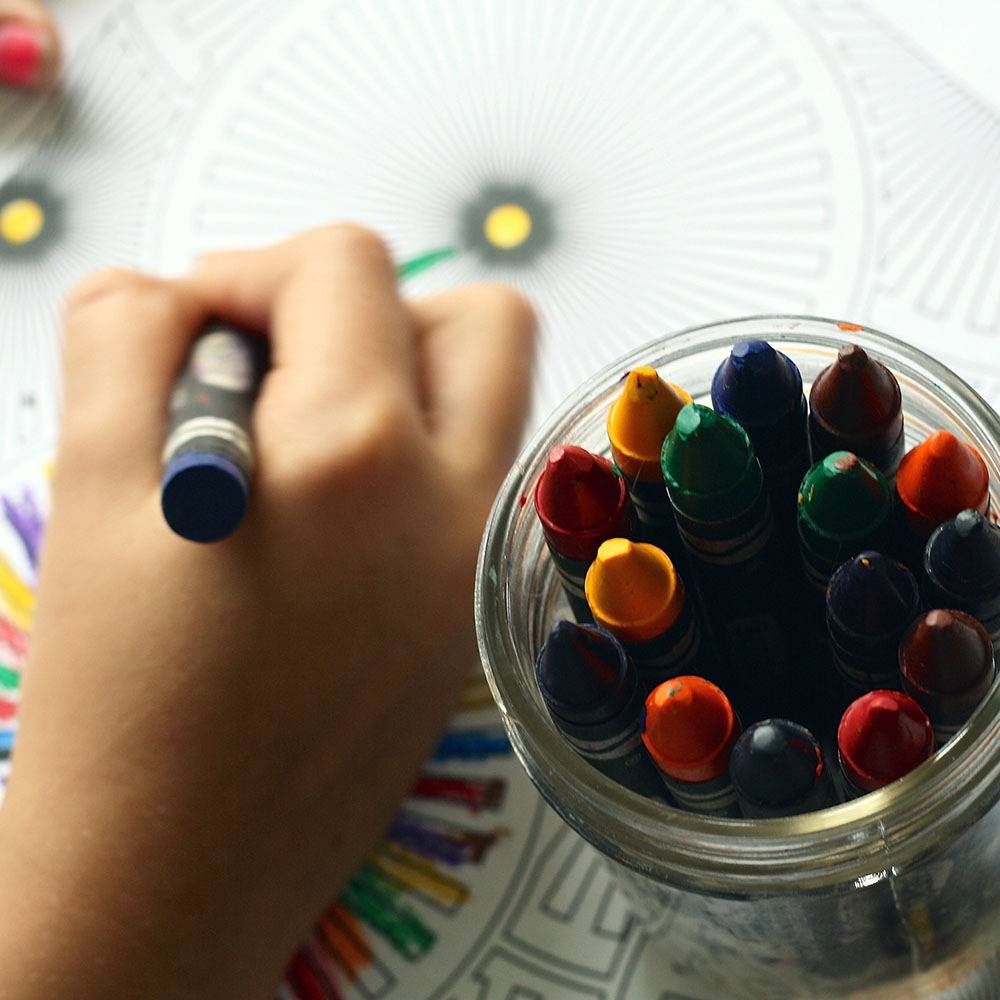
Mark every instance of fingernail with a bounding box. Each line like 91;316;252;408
0;21;51;89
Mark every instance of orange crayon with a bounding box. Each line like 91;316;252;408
895;430;989;570
641;675;742;815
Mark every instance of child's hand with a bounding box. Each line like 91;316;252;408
0;225;535;999
0;2;59;90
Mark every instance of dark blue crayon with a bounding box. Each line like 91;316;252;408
826;551;920;704
730;718;838;817
535;620;667;800
923;509;1000;651
711;340;810;534
161;321;269;543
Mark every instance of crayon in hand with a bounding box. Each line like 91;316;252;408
533;445;637;621
894;431;990;572
584;537;713;696
607;366;692;559
729;718;838;818
808;344;905;481
161;321;268;543
826;551;920;704
711;340;810;534
836;690;933;798
922;510;1000;652
640;675;742;816
535;620;667;801
898;609;997;747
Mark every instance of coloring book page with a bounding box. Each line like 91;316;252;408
2;2;1000;997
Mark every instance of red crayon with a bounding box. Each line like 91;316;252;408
641;675;742;816
837;690;934;797
898;609;996;746
895;431;989;569
534;445;637;620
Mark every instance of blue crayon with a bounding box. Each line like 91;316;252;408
161;321;269;543
535;620;668;801
711;340;810;533
826;551;920;703
923;509;1000;652
730;718;838;817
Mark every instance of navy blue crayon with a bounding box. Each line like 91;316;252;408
535;621;667;801
826;551;920;702
730;718;838;817
711;340;810;533
161;321;269;543
923;509;1000;651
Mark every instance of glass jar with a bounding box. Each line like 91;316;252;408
475;315;1000;999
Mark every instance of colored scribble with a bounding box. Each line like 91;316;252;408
368;842;469;913
3;487;45;571
432;727;511;761
410;774;505;811
395;247;457;280
339;863;436;961
388;810;507;866
0;553;34;632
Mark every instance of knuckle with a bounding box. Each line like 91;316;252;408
64;268;151;316
296;223;393;272
469;282;537;337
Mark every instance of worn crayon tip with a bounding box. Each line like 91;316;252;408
641;675;739;781
661;403;758;502
896;431;989;533
798;451;891;540
730;719;824;810
808;344;903;453
585;538;683;642
607;367;693;481
534;445;626;534
838;690;934;791
711;340;804;425
899;609;995;701
826;551;919;638
535;620;629;719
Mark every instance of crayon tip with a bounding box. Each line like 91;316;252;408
607;367;693;480
535;621;629;719
660;403;760;517
534;445;626;533
923;510;1000;609
585;538;684;642
641;676;739;781
711;340;803;426
730;719;824;808
808;344;902;439
798;451;890;540
899;609;995;699
896;431;989;532
827;551;919;638
838;690;934;791
161;451;250;543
